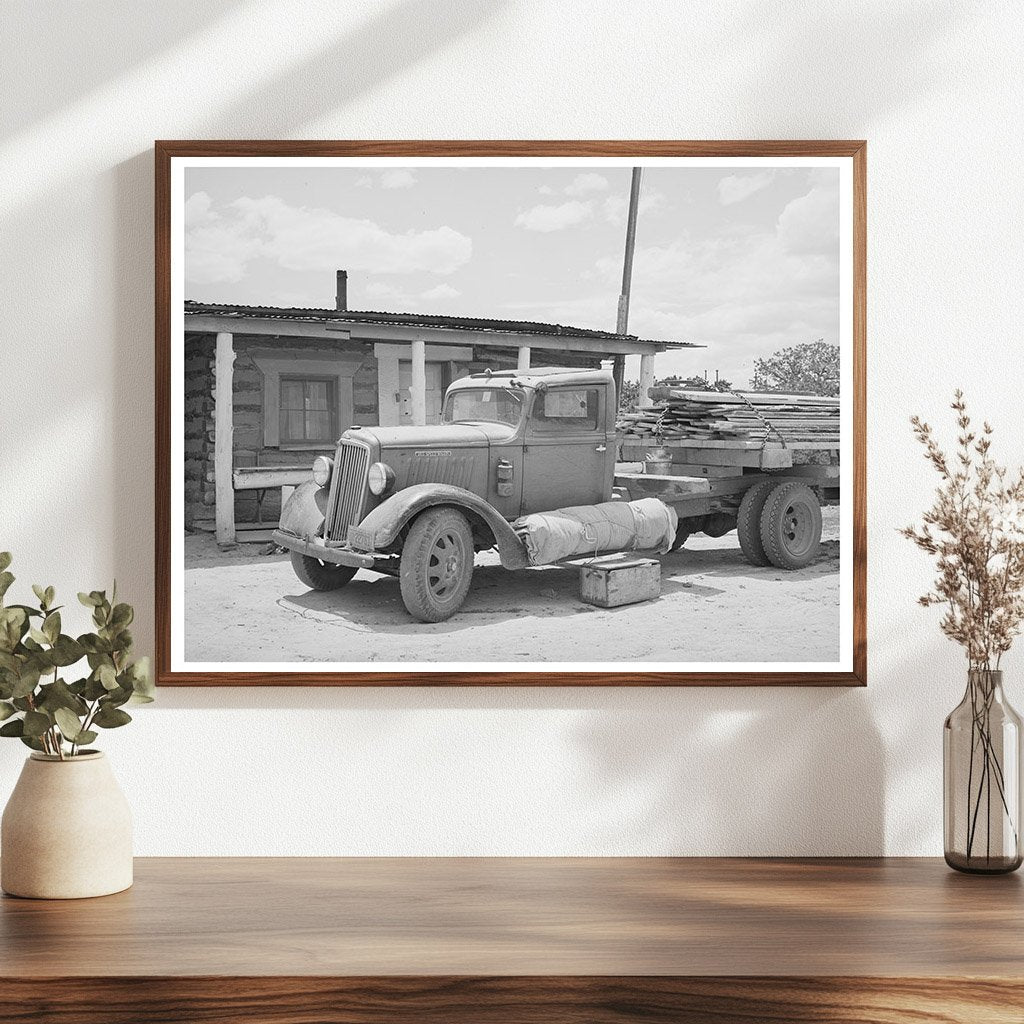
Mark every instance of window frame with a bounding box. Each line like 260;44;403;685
527;386;602;434
278;373;338;448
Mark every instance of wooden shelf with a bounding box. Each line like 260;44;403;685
2;857;1022;1022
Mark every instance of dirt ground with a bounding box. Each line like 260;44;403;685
182;507;841;665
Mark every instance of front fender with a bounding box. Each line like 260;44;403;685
351;484;529;570
278;480;328;542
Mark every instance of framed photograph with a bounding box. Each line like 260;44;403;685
156;141;865;686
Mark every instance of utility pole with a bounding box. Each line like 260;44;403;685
613;167;643;403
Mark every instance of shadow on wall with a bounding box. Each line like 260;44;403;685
100;0;507;657
571;687;885;856
730;0;971;133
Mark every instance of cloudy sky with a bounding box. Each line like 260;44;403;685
184;163;840;387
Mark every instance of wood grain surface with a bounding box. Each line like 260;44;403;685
2;858;1022;1022
155;139;867;687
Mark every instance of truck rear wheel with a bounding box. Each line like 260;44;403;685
759;482;822;570
737;480;776;567
400;508;475;622
290;551;358;591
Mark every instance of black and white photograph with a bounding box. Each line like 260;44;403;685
164;148;861;682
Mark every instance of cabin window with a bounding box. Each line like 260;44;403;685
530;387;600;431
279;375;337;445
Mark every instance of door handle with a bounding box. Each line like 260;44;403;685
595;445;607;452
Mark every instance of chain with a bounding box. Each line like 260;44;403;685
660;377;788;450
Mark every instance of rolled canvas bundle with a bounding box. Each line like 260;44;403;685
514;498;678;566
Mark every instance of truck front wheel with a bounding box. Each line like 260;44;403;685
290;551;358;591
399;508;475;622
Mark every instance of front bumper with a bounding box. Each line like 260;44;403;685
272;530;377;569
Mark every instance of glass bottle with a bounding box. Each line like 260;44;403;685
944;669;1023;873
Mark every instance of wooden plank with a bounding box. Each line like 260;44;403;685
648;387;839;406
233;466;312;490
214;332;236;546
613;473;711;496
619;444;793;469
2;975;1021;1024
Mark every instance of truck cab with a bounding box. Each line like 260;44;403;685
272;367;618;622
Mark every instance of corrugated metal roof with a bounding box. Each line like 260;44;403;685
183;301;700;348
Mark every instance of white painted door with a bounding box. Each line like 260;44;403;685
398;362;445;424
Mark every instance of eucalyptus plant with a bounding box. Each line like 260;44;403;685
0;552;153;759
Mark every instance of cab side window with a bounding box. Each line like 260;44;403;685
529;388;600;432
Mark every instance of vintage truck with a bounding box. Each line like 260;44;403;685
272;367;837;622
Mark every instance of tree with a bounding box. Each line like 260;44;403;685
751;340;839;396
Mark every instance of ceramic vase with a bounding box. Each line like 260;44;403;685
1;751;133;898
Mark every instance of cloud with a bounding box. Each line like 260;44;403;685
717;171;774;205
777;178;840;255
183;193;472;284
537;184;555;195
514;200;593;232
380;169;417;189
183;191;264;284
564;172;609;196
420;283;461;301
602;187;665;227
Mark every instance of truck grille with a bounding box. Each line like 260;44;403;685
324;440;370;544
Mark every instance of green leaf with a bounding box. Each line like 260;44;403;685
53;707;85;742
83;674;108;701
49;635;85;668
0;701;15;721
80;635;112;656
31;584;52;609
110;603;133;630
22;710;51;738
42;611;60;644
28;626;49;646
11;664;41;699
104;685;132;708
0;718;24;737
93;705;132;729
98;663;118;691
74;730;97;746
0;607;27;652
0;572;14;602
36;678;88;716
0;552;11;573
19;734;45;752
78;592;100;608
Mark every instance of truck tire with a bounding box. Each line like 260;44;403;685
400;508;475;622
737;480;776;567
759;481;822;570
290;551;358;591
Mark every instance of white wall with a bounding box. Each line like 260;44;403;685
1;0;1022;856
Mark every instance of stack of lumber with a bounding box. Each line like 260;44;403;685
617;387;840;447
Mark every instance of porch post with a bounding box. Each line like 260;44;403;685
517;345;531;371
639;353;657;404
214;331;236;546
410;338;427;426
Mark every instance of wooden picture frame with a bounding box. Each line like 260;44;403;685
156;140;866;686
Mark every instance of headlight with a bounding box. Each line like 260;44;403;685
311;456;333;487
367;462;396;496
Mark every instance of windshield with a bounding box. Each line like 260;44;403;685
443;387;523;426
